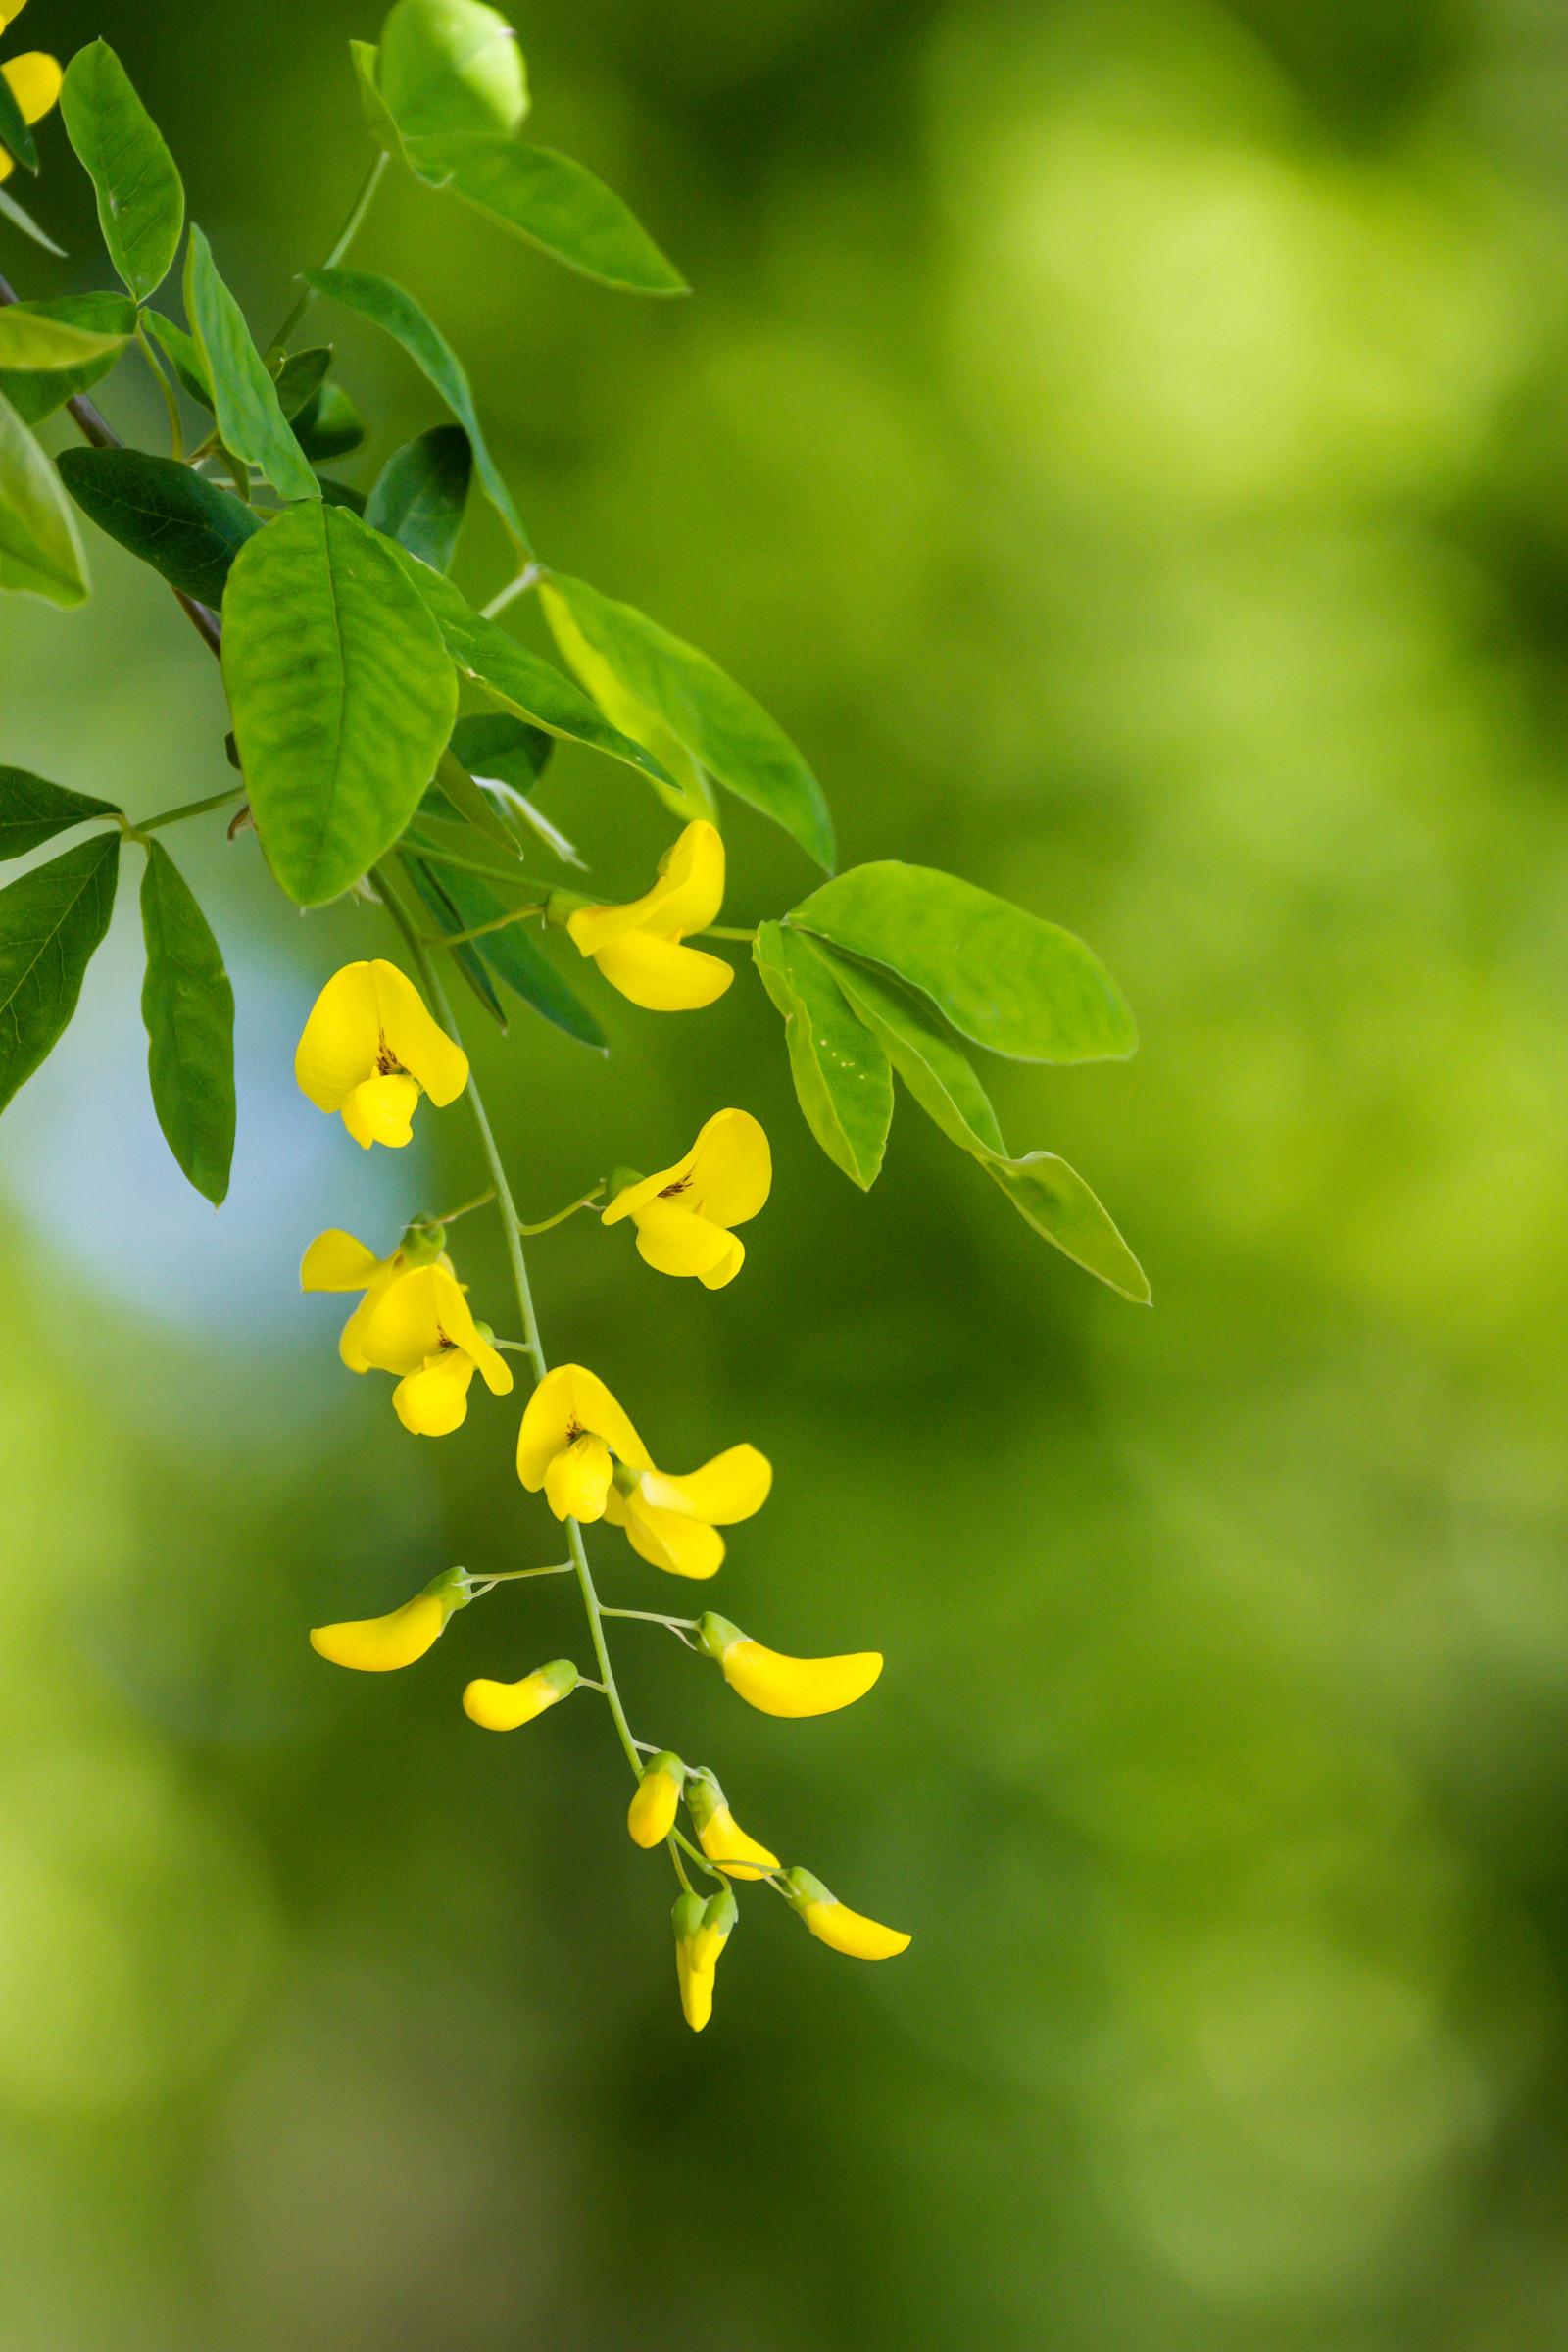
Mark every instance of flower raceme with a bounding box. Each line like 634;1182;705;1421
354;1261;514;1435
782;1867;911;1960
0;3;60;187
564;820;732;1010
311;1564;471;1672
295;959;468;1148
602;1108;770;1290
516;1363;771;1578
300;1219;450;1370
694;1612;882;1717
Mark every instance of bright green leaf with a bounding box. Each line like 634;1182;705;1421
0;292;136;425
185;226;320;504
379;0;527;140
139;838;235;1204
0;184;66;256
221;501;458;906
0;766;120;861
58;446;262;607
59;40;184;302
985;1153;1151;1303
537;578;714;826
0;307;127;371
350;41;407;164
142;308;212;410
303;266;529;548
291;381;365;463
541;571;833;868
418;853;606;1049
365;422;471;571
788;861;1137;1064
0;58;38;175
0;832;119;1114
414;136;687;295
0;388;89;607
753;921;892;1189
816;945;1005;1155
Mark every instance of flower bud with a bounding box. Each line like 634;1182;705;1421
462;1655;578;1731
782;1867;910;1960
689;1883;737;1975
693;1613;883;1719
310;1563;471;1672
686;1771;779;1881
397;1218;447;1267
670;1889;709;2031
627;1752;684;1848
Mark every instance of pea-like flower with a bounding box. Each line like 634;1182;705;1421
354;1262;514;1436
0;11;60;189
686;1770;779;1881
300;1220;449;1370
311;1564;471;1672
782;1867;910;1959
627;1751;684;1848
602;1109;770;1289
672;1884;737;2033
515;1364;770;1578
295;959;468;1148
564;820;732;1010
463;1656;579;1731
694;1611;882;1717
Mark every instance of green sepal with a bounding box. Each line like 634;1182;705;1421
0;765;120;861
421;1562;477;1620
780;1866;834;1915
606;1165;644;1200
533;1657;580;1698
0;832;120;1115
684;1769;723;1837
639;1750;685;1789
671;1890;706;1944
694;1611;744;1661
398;1217;448;1266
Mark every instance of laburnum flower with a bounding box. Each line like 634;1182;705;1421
686;1770;779;1882
515;1363;770;1578
311;1565;471;1672
601;1109;770;1290
300;1221;449;1370
672;1884;737;2033
463;1656;579;1731
295;959;468;1148
564;820;732;1010
694;1611;883;1717
0;4;60;187
354;1262;514;1436
782;1867;911;1959
627;1751;684;1849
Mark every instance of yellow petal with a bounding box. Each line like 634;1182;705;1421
544;1431;612;1522
0;4;29;29
600;1137;701;1227
697;1232;745;1290
300;1229;388;1292
698;1802;778;1882
647;820;726;935
687;1107;771;1228
720;1640;883;1718
640;1444;772;1526
462;1667;572;1730
621;1493;725;1579
3;52;60;124
311;1592;446;1672
369;959;468;1105
803;1899;911;1961
627;1764;681;1848
594;930;734;1011
679;1954;715;2032
393;1349;476;1436
355;1264;448;1374
341;1072;420;1149
295;962;382;1111
516;1363;652;1489
337;1264;406;1373
631;1199;735;1280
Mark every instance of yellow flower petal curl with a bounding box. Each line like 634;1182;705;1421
688;1777;778;1882
515;1363;653;1499
695;1614;882;1717
393;1348;477;1436
566;822;733;1011
295;960;467;1148
300;1226;455;1371
462;1657;578;1730
640;1444;772;1525
603;1109;770;1287
587;930;733;1011
607;1486;726;1579
356;1264;512;1396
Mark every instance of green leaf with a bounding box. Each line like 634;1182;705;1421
58;446;262;607
753;921;892;1189
415;136;687;295
0;292;136;426
271;345;331;420
0;60;38;175
0;766;120;861
0;185;66;257
184;226;320;505
379;0;527;140
59;40;184;302
540;572;833;867
380;540;678;794
303;266;529;549
142;309;212;409
221;502;459;906
291;381;366;463
0;307;127;371
536;578;714;826
402;852;507;1027
814;945;1005;1155
788;862;1137;1064
0;832;119;1115
0;389;89;607
350;41;408;164
983;1152;1151;1303
317;476;368;515
365;422;471;571
138;838;235;1204
416;854;606;1050
449;710;551;785
432;745;525;858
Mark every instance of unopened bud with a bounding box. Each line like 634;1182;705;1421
462;1655;578;1731
693;1613;882;1718
627;1751;684;1848
686;1771;779;1881
781;1866;911;1960
310;1563;471;1672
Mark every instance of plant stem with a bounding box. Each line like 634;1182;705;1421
266;149;389;358
134;316;184;462
416;906;544;951
480;565;541;620
700;925;759;943
132;785;245;835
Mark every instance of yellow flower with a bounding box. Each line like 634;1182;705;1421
311;1564;471;1671
627;1750;684;1848
353;1262;514;1435
694;1612;882;1717
564;820;732;1010
0;5;60;188
295;959;468;1148
516;1364;770;1578
300;1221;450;1370
672;1884;736;2033
686;1770;778;1882
782;1867;910;1959
463;1656;579;1731
602;1109;770;1289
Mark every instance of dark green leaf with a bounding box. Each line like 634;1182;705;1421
815;945;1005;1154
449;710;551;785
414;136;687;295
317;476;368;514
364;422;471;571
432;746;525;857
142;309;213;410
0;292;136;426
59;446;262;606
0;185;66;257
271;345;331;419
417;853;606;1049
185;226;319;504
304;266;529;548
400;853;505;1027
753;921;891;1189
0;765;120;861
0;832;119;1114
379;0;527;140
0;389;88;606
541;571;832;868
221;501;458;906
291;381;365;462
788;862;1137;1064
139;838;235;1204
59;40;183;301
0;307;127;370
0;59;38;174
985;1153;1151;1303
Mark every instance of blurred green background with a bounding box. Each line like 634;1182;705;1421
4;0;1568;2342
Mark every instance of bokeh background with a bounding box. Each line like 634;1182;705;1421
3;0;1568;2341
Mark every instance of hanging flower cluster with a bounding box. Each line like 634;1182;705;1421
300;826;908;2033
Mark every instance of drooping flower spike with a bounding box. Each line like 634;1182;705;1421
295;959;468;1149
300;1220;450;1370
686;1769;779;1881
311;1564;472;1672
0;6;60;187
694;1612;882;1717
602;1108;770;1289
564;820;732;1010
782;1867;910;1960
463;1656;579;1731
672;1884;737;2033
354;1262;514;1435
515;1364;771;1578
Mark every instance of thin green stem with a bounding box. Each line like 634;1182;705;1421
480;565;542;621
134;316;184;461
468;1562;573;1588
601;1606;698;1632
699;925;759;943
131;785;245;836
404;836;541;885
417;906;544;951
430;1185;495;1225
517;1187;603;1237
267;149;388;357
